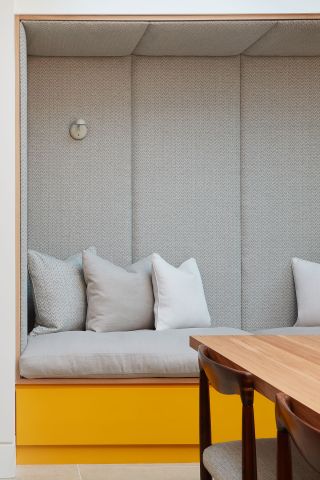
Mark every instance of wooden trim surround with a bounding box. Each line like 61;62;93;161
15;12;320;386
16;377;199;385
15;14;320;21
15;16;22;384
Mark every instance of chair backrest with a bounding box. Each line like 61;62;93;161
198;345;257;480
276;392;320;479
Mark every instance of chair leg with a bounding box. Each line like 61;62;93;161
242;403;257;480
199;368;212;480
200;461;212;480
277;429;292;480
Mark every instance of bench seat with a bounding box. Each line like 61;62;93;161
254;327;320;335
20;327;248;379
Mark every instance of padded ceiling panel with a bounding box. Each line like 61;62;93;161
23;21;148;56
134;21;275;56
23;20;320;57
245;21;320;56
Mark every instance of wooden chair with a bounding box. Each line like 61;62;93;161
198;345;319;480
276;392;320;479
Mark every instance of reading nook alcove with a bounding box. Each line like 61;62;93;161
16;17;320;464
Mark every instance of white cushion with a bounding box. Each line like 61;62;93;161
152;254;211;330
84;251;154;332
292;257;320;327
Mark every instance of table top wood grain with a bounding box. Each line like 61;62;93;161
190;335;320;417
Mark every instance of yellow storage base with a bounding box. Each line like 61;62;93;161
16;384;275;464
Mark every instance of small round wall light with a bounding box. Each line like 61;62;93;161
69;119;88;140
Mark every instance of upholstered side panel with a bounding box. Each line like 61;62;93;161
241;57;320;330
20;24;28;352
27;57;132;265
132;57;241;327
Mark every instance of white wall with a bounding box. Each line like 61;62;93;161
13;0;320;14
0;0;16;477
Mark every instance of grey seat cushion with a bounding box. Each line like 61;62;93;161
203;438;319;480
20;327;248;379
253;326;320;335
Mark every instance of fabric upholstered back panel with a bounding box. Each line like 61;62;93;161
27;57;132;264
23;39;320;345
132;57;241;327
241;57;320;330
26;55;241;335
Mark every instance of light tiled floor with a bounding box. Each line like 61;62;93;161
10;464;200;480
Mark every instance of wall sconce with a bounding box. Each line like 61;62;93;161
69;119;88;140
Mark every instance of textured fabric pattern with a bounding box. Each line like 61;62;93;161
19;327;249;379
203;438;319;480
25;20;320;57
23;40;320;344
134;21;275;56
245;20;320;56
27;57;132;264
28;247;96;335
84;251;154;332
241;57;320;330
22;20;275;58
20;23;29;351
23;21;148;56
152;254;211;330
132;56;241;328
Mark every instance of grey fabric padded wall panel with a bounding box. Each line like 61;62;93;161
132;57;241;328
23;21;148;57
241;57;320;330
245;21;320;56
20;24;28;352
134;21;275;56
27;57;132;265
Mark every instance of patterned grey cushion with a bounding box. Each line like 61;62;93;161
28;247;96;335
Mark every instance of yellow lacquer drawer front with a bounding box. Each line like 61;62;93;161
16;385;275;447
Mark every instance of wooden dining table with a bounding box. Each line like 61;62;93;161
190;335;320;422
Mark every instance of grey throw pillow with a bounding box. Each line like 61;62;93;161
83;251;154;332
28;247;96;335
